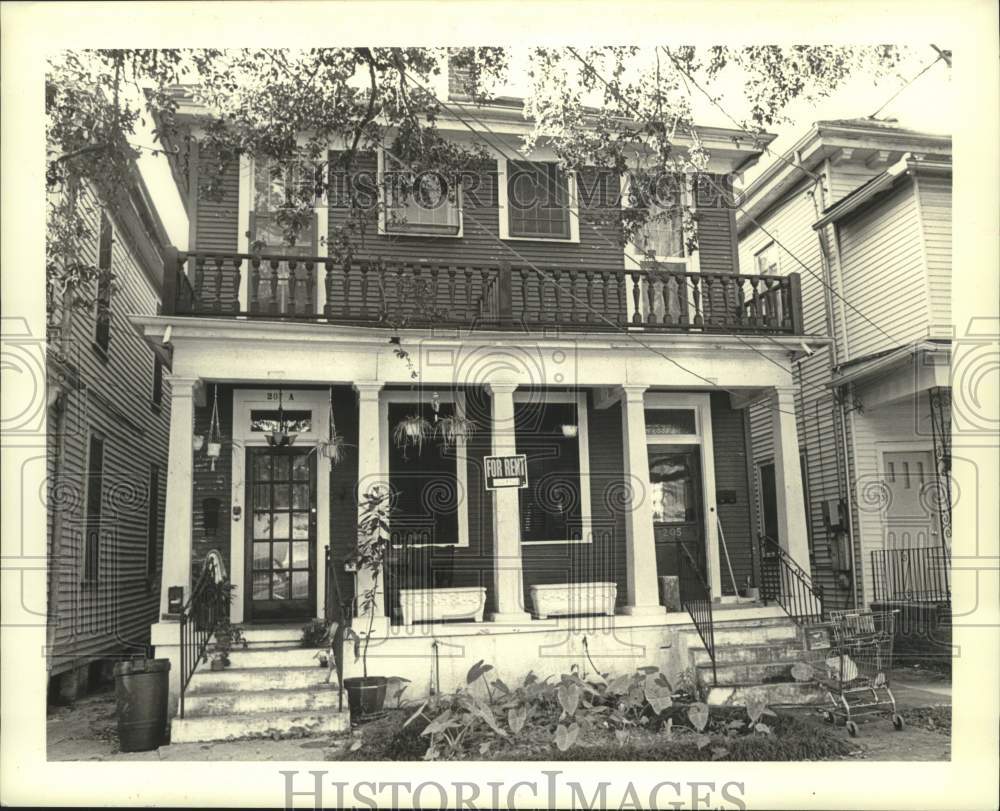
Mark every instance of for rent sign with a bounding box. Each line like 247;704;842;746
484;454;528;490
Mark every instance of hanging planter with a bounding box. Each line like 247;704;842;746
435;414;477;447
206;384;223;471
192;434;205;452
560;423;579;439
318;387;347;464
393;414;432;454
265;388;298;447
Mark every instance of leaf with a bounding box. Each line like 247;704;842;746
403;700;428;728
479;741;492;755
349;739;363;752
557;683;581;717
472;696;507;737
644;672;674;714
637;665;660;674
688;701;710;732
791;662;814;682
508;705;527;735
695;732;711;749
614;729;629;746
745;693;768;724
606;674;632;695
711;746;729;761
554;722;580;752
754;722;772;735
421;708;454;736
492;678;510;694
466;659;493;685
664;717;673;738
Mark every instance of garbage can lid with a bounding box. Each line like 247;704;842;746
113;658;171;677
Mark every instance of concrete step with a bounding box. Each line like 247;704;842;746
170;709;349;744
696;661;804;686
706;622;800;647
240;625;309;648
703;681;828;707
225;645;323;669
690;640;805;667
184;685;344;717
188;665;331;695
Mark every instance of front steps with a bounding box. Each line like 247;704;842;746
170;630;348;745
686;614;829;708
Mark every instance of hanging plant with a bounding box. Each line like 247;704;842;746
435;414;477;447
265;388;297;447
393;414;432;455
318;387;347;464
206;384;223;471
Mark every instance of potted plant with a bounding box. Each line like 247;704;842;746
343;484;393;718
392;414;431;454
434;414;477;447
209;618;246;669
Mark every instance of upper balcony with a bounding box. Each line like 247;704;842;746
162;249;804;336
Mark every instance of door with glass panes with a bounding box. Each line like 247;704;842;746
245;447;316;621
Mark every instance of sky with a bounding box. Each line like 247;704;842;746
137;46;952;249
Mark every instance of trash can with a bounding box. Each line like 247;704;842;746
113;658;171;752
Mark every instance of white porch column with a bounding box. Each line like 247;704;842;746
354;381;389;635
770;386;811;573
618;385;667;615
158;376;199;616
486;382;533;623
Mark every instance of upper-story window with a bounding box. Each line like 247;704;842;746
624;173;691;269
378;150;462;237
499;159;579;242
754;241;780;275
250;157;318;255
94;210;113;355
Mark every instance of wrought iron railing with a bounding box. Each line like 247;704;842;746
679;542;716;685
753;534;824;625
178;557;227;719
161;247;805;336
871;546;951;604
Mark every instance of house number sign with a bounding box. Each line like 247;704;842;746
484;454;528;490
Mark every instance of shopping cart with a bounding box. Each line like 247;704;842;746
815;609;905;736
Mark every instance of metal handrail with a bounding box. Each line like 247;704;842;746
679;542;716;686
870;545;951;604
754;534;824;625
178;558;227;719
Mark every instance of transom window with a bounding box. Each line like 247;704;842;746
504;160;575;240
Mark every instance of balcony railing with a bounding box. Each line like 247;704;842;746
162;248;804;335
871;545;951;604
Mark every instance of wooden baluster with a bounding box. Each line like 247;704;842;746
447;266;457;319
322;259;334;318
750;278;761;327
464;267;474;320
193;256;205;312
604;272;616;326
286;259;299;315
266;259;278;315
736;277;748;328
520;267;532;325
690;274;703;328
702;274;716;328
553;269;564;324
413;264;423;324
248;257;260;314
585;271;596;325
306;260;317;315
629;271;642;325
230;257;242;314
429;265;441;322
211;256;223;313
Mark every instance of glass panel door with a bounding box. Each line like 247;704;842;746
648;445;705;591
245;447;316;621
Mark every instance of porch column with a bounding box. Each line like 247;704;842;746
354;381;389;635
158;376;199;616
486;381;533;623
770;386;811;573
619;385;667;615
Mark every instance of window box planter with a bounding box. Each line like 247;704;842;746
529;582;618;619
398;586;486;626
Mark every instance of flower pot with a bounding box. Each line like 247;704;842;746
210;657;225;672
744;586;761;601
344;676;388;718
560;424;579;438
193;435;205;452
206;441;222;458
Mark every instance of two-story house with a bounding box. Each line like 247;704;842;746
737;119;952;622
47;162;173;702
134;66;831;741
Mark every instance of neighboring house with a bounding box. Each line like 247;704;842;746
47;164;173;701
135;63;832;740
737;119;952;615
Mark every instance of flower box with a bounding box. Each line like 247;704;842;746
398;586;487;626
529;582;618;619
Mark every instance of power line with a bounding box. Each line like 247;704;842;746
869;52;946;120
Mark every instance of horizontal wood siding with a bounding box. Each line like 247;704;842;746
49;182;171;675
710;393;754;595
915;173;952;336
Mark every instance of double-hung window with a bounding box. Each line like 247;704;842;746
754;242;780;275
514;393;591;543
379;150;462;237
500;159;578;242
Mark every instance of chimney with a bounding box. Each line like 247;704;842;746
447;48;473;100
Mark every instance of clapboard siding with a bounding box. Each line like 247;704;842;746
710;393;754;595
49;181;171;676
914;173;952;336
838;180;927;360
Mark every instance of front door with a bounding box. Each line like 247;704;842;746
648;445;705;595
245;447;317;622
883;449;941;550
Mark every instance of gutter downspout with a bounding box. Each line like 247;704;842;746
809;174;861;610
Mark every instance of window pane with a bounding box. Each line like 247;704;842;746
250;410;312;434
253;572;269;599
254;455;271;481
272;542;290;569
515;401;582;541
272;571;290;600
385;170;461;235
292;512;309;539
292;455;310;480
508;162;571;239
253;512;271;540
273;456;290;480
272;513;290;539
253;543;270;570
292;484;310;509
273;485;290;510
292;541;309;567
645;409;697;435
291;571;309;600
649;453;697;523
253;485;270;510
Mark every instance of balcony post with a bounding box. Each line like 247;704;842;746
158;376;199;617
770;386;811;573
161;246;179;316
619;384;667;616
788;272;804;334
486;381;533;623
353;381;389;635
